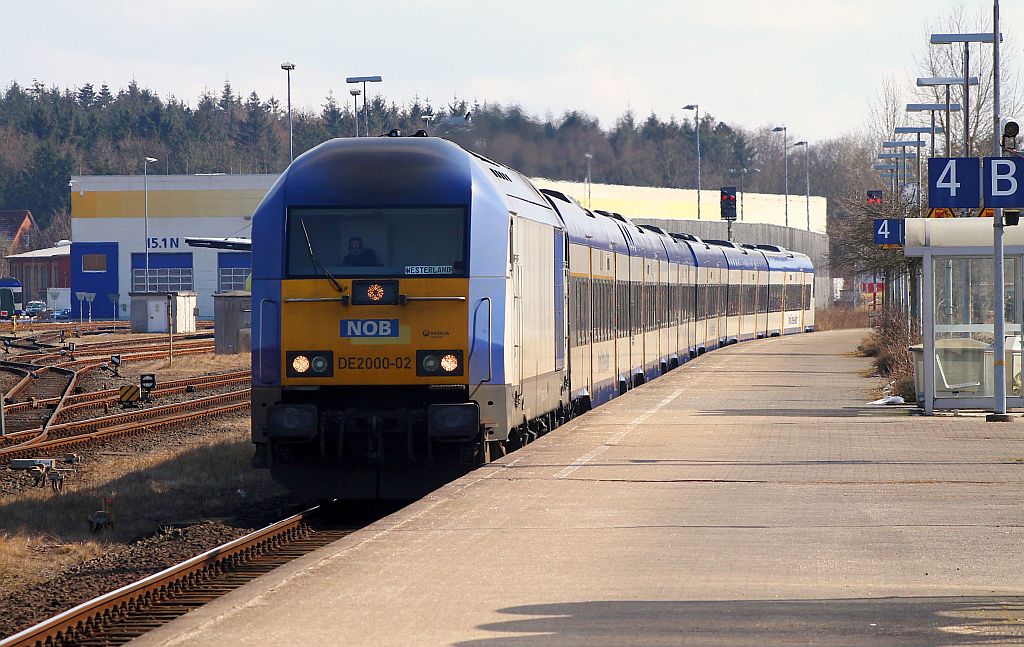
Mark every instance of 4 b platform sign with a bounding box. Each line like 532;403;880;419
929;157;1024;210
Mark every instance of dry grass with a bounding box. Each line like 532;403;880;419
117;354;249;382
0;534;103;593
0;417;286;595
815;307;869;331
858;310;920;401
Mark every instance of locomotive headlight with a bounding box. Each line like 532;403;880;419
310;355;329;373
367;283;385;302
416;350;464;376
286;351;334;378
291;354;311;373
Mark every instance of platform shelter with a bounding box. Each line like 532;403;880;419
905;218;1024;414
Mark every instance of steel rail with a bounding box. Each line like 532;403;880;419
0;375;251;449
51;375;250;424
0;506;324;647
0;389;250;459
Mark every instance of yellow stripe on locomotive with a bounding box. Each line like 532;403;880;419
280;278;469;386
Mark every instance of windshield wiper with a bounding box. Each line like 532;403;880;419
299;219;345;294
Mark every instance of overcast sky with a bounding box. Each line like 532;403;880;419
3;0;1021;143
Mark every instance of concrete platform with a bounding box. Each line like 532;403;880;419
134;330;1024;646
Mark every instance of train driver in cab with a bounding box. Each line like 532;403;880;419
342;236;377;266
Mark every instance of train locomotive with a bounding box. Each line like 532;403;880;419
250;135;814;499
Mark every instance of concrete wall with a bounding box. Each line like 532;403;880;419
532;178;828;235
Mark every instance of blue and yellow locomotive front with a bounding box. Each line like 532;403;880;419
251;137;504;499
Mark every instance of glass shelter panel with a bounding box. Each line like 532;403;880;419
931;256;1021;398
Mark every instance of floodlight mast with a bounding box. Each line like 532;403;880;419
346;75;382;137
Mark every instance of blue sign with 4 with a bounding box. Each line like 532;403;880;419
928;157;981;208
873;219;905;245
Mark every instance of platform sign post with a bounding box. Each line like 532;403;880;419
928;157;981;210
873;219;905;246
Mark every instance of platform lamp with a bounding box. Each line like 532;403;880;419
349;89;361;137
683;104;701;219
727;168;759;220
914;77;976;156
895;124;947;161
584;152;593;209
771;126;789;227
930;33;998;158
143;157;157;293
346;75;382;137
792;141;810;230
280;62;295;162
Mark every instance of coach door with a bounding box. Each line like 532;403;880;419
510;216;525;404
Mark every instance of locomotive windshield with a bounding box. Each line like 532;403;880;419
286;207;467;278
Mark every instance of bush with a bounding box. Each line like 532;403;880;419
861;310;920;402
816;307;869;331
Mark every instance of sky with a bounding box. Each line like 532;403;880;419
3;0;1022;143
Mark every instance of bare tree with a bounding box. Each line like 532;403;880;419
912;3;1024;156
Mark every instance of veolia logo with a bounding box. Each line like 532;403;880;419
340;319;399;337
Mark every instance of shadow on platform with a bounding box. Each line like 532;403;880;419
696;407;906;418
457;596;1024;646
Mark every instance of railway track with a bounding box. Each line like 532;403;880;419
1;365;78;435
0;389;250;459
16;339;214;367
0;331;216;441
0;506;355;647
0;372;251;449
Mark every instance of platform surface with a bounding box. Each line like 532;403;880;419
135;330;1024;646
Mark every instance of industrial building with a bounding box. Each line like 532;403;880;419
69;174;271;319
6;240;71;306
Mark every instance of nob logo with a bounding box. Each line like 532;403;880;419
340;319;399;337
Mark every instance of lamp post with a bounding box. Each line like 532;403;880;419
683;104;701;219
792;141;810;230
772;126;788;227
584;152;593;209
280;62;295;162
143;157;157;293
349;89;361;137
346;75;382;138
887;138;927;216
915;77;977;157
907;102;962;160
727;168;759;221
930;35;995;157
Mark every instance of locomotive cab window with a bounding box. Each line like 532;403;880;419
286;207;467;278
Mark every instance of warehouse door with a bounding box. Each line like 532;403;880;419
131;253;193;293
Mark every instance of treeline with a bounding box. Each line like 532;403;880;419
0;80;765;229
